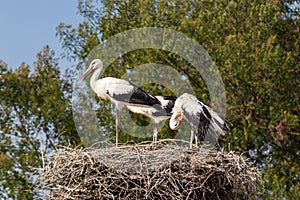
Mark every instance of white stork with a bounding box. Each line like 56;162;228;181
169;93;230;148
82;59;161;147
127;96;176;143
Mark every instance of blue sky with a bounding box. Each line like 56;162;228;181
0;1;82;70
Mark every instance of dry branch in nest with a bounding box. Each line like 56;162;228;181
38;140;261;199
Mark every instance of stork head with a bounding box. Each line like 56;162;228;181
82;59;103;80
169;107;183;130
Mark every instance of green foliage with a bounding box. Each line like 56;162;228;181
0;46;80;199
1;0;298;199
56;0;300;198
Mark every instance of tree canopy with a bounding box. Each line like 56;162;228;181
0;0;299;199
0;46;80;199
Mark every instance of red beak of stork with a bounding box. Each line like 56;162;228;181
82;67;94;80
169;108;183;130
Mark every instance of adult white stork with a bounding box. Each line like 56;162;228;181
169;93;230;148
127;96;176;143
82;59;161;147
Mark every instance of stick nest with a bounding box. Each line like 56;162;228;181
38;141;261;200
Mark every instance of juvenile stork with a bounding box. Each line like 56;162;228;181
83;59;161;147
169;93;230;148
127;96;176;143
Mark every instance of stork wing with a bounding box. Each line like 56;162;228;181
174;93;231;143
155;96;176;115
204;105;231;135
102;77;161;107
175;93;212;140
177;94;210;120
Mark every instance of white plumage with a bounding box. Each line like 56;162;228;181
127;96;176;143
83;59;161;147
169;93;230;148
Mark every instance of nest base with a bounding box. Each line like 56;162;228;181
39;142;261;199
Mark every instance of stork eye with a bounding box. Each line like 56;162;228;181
91;61;96;69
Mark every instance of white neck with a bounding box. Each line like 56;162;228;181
90;67;102;92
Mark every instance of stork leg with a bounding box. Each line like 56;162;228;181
153;121;158;143
115;109;120;147
194;135;198;147
190;129;195;148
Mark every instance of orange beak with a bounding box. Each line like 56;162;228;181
82;68;94;80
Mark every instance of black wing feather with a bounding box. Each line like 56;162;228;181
183;105;211;142
162;96;176;115
129;86;161;106
108;83;161;107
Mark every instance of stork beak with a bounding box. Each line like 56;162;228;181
171;121;181;130
82;68;93;80
169;113;183;130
